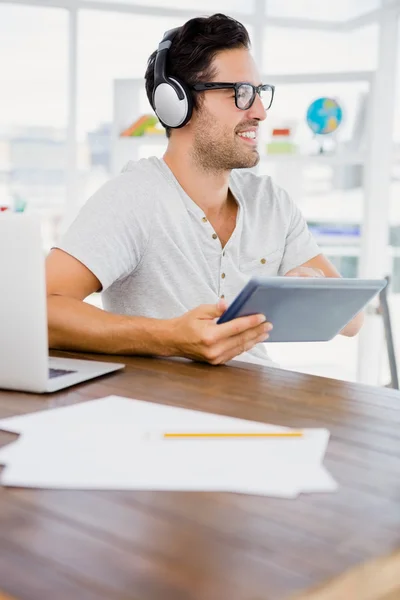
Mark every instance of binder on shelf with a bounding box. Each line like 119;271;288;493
120;114;163;137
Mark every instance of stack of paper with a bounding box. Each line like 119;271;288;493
0;396;337;497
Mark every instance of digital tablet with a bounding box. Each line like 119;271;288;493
217;277;387;342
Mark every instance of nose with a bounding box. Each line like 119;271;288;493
248;92;267;122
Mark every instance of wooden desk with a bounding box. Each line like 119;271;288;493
292;549;400;600
0;352;399;600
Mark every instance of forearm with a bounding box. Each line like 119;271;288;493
340;310;365;337
47;295;175;356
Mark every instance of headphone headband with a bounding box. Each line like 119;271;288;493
153;28;183;99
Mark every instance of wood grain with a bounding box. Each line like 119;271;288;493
290;549;400;600
0;351;399;600
0;591;19;600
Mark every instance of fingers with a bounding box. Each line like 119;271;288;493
204;321;272;365
191;303;270;343
215;312;270;341
217;298;228;313
187;303;273;366
285;268;311;277
285;267;325;278
285;270;303;277
191;302;227;320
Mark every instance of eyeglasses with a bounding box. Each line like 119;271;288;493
191;82;275;111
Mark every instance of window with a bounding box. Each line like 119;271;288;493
0;4;68;248
76;11;182;204
263;24;378;74
266;0;380;22
83;0;255;15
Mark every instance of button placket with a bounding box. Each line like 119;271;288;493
219;249;226;298
201;215;222;245
200;213;225;295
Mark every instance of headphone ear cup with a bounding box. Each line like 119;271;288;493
173;78;193;127
153;77;193;129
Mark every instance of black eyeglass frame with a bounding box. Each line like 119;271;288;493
191;82;275;111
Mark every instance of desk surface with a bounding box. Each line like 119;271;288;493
0;352;399;600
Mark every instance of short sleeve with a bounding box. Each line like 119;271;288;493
55;172;154;291
278;190;320;276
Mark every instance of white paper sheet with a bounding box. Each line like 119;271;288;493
0;396;337;496
0;396;293;435
0;428;335;495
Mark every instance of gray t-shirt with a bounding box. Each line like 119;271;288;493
57;156;320;366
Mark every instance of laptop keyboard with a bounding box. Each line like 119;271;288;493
49;368;77;379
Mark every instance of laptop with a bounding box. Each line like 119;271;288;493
0;214;125;393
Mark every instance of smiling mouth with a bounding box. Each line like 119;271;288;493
237;130;258;145
237;131;257;146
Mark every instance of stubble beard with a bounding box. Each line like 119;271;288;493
190;113;260;173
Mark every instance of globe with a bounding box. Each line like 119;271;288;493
306;97;343;135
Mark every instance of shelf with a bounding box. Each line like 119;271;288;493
260;152;365;166
117;136;167;145
116;140;364;164
267;71;374;85
316;244;400;258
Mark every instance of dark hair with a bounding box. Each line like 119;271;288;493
144;13;251;138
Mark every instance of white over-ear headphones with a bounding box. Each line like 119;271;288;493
152;27;193;129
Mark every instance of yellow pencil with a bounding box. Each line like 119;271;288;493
163;432;303;439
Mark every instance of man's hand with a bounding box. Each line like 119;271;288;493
285;263;364;336
285;266;325;278
168;300;272;365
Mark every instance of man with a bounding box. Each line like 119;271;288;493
46;13;363;368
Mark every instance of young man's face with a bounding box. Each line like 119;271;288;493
189;47;267;172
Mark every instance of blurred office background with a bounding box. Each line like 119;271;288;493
0;0;399;386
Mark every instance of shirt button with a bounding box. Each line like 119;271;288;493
222;251;226;256
260;258;266;264
202;217;207;223
221;273;226;279
212;233;218;240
